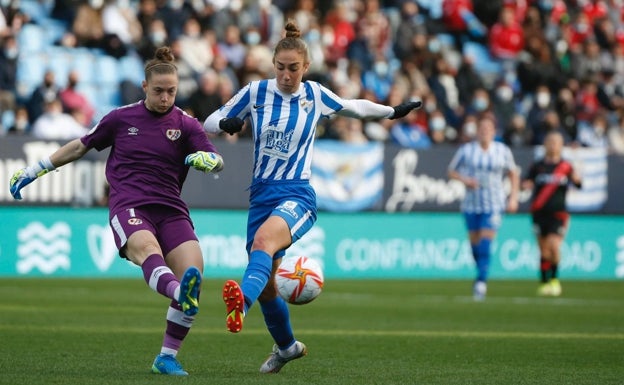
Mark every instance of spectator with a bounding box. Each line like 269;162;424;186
169;38;198;108
608;113;624;154
323;2;356;63
31;98;89;140
178;17;213;74
577;112;609;148
555;86;579;141
393;0;427;61
575;78;601;124
455;55;485;107
489;6;524;61
503;113;532;147
428;56;461;125
158;0;194;41
101;0;143;51
137;17;168;62
217;24;247;71
238;0;285;47
27;70;61;125
72;1;106;50
59;70;95;127
187;69;222;122
361;56;395;102
7;105;29;135
0;34;17;112
492;80;516;132
526;84;553;142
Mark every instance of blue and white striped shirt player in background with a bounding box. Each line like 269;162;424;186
448;114;519;301
203;21;421;373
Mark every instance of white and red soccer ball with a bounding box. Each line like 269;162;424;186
276;256;324;305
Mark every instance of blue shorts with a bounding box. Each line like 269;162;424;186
246;180;317;259
110;204;197;259
463;212;502;232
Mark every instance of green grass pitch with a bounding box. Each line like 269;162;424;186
1;278;623;385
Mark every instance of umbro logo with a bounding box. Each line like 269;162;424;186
253;104;264;109
128;127;139;135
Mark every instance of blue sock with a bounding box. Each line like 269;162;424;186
471;244;479;261
240;250;272;312
476;238;491;282
260;296;295;350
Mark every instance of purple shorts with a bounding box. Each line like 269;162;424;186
109;205;198;259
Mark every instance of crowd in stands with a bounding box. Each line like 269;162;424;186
2;0;624;155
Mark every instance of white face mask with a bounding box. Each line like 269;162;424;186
496;86;513;102
374;61;389;77
536;92;551;107
464;122;477;137
430;117;446;131
246;32;261;46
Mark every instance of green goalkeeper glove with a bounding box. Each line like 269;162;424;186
185;151;224;173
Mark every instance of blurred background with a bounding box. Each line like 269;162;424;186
1;0;623;281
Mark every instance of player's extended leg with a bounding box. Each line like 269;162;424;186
257;260;307;373
224;216;291;333
152;240;204;376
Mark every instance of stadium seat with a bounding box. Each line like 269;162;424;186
15;53;48;99
94;55;122;86
97;87;122;106
17;24;46;54
1;109;15;132
462;41;503;87
118;55;145;86
18;0;51;24
47;54;72;88
70;51;96;84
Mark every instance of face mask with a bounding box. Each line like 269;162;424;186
473;97;488;112
536;92;550;107
428;39;441;53
496;86;513;102
307;29;320;43
151;31;166;45
576;23;588;33
464;122;477;137
14;119;28;132
5;47;18;59
430;117;446;131
322;32;334;46
246;32;261;46
374;61;389;77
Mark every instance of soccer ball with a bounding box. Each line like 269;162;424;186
276;256;324;305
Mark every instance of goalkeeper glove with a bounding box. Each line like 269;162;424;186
9;157;56;200
185;151;224;173
219;117;244;135
390;100;423;120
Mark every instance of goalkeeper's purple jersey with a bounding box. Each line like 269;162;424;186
80;100;218;215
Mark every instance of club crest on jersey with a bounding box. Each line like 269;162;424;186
128;218;143;225
166;129;181;141
300;99;313;113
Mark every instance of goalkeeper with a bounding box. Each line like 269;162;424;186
9;46;222;376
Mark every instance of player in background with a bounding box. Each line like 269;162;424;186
203;21;422;373
9;46;223;376
448;114;519;301
521;131;582;296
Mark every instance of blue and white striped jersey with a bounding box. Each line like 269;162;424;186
448;141;517;213
216;79;345;181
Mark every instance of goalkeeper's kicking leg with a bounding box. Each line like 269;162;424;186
111;207;203;376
